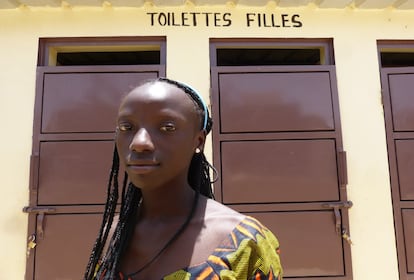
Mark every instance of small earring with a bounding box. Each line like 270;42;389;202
195;148;201;154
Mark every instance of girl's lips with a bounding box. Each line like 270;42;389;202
127;163;160;174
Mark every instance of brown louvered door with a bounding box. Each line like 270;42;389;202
211;66;353;279
381;67;414;280
25;65;165;280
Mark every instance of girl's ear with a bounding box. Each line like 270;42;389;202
194;130;206;153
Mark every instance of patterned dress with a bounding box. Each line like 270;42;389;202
163;216;282;280
102;216;282;280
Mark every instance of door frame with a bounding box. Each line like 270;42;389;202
378;40;414;280
209;38;352;279
24;36;166;280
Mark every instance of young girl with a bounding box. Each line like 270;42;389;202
84;78;282;279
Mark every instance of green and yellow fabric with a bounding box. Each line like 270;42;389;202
164;216;283;280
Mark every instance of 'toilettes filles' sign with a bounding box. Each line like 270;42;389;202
146;12;303;28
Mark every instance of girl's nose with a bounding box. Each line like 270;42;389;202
129;128;155;152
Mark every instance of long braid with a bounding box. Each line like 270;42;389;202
101;183;140;278
84;147;121;280
188;152;215;199
85;78;215;279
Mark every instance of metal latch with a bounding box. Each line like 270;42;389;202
23;206;56;239
322;201;353;234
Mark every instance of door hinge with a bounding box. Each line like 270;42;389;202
29;153;39;191
338;150;348;188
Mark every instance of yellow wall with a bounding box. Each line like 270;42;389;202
1;4;413;279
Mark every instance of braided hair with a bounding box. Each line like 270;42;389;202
84;78;215;279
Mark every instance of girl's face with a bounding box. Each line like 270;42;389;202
115;82;205;191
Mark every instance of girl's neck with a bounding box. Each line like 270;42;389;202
139;186;196;221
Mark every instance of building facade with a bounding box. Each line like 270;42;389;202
1;0;414;279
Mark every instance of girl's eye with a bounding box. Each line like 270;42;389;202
118;123;133;132
160;123;176;132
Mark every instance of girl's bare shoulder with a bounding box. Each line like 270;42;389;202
201;197;246;230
